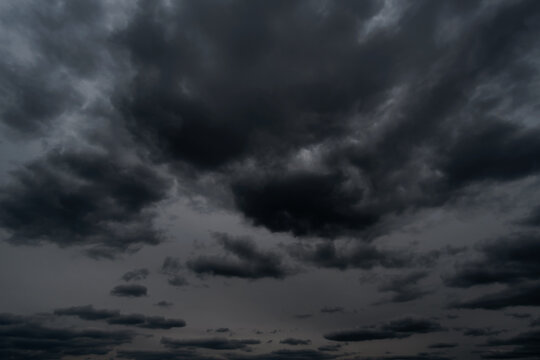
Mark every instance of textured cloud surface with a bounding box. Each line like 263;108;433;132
1;0;540;359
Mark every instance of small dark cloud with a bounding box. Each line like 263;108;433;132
54;305;186;329
317;344;341;352
279;338;311;346
461;328;506;337
506;313;532;319
110;284;148;297
162;337;260;350
187;232;290;279
324;328;404;342
54;305;119;320
325;316;443;342
122;268;150;282
140;317;186;329
154;301;174;308
215;327;230;333
320;306;344;314
382;317;443;334
428;343;457;349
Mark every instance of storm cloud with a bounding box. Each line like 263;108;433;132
1;1;540;359
0;150;170;258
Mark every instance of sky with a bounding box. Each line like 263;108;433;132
0;0;540;359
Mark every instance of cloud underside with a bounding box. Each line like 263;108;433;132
0;0;538;255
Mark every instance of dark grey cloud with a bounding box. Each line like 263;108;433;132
451;281;540;310
531;317;540;327
355;355;453;360
162;336;260;351
161;257;183;275
324;328;405;342
461;328;506;337
428;343;457;349
123;268;150;282
445;233;540;310
506;313;532;320
111;284;148;297
320;306;345;314
227;349;340;360
382;317;443;334
155;301;174;308
54;305;119;320
521;205;540;227
187;232;290;279
2;1;540;359
54;305;186;329
325;316;443;342
445;233;540;288
376;271;432;303
279;338;311;346
215;328;230;333
480;329;540;359
114;0;540;240
117;350;221;360
317;344;341;352
288;241;439;271
0;150;170;258
0;312;134;360
0;0;117;136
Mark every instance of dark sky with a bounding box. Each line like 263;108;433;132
1;0;540;359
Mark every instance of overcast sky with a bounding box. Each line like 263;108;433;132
1;0;540;359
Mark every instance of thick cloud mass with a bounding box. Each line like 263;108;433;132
116;0;540;239
1;1;540;359
446;233;540;288
0;151;169;257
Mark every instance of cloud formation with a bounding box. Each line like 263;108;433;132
324;316;443;342
123;268;150;282
110;284;148;298
0;312;134;360
0;151;169;258
187;233;290;279
54;305;186;329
